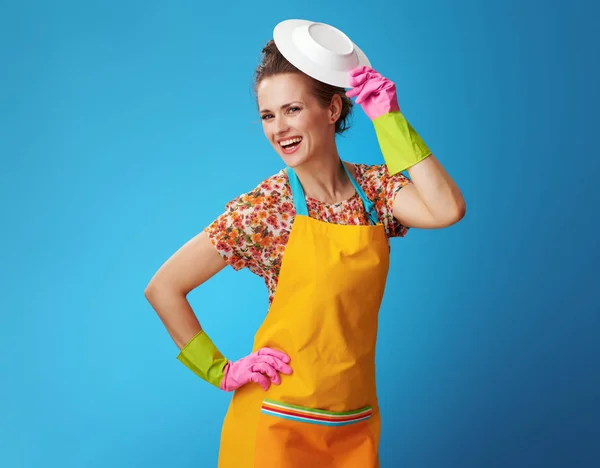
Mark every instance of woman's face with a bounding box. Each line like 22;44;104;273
257;73;338;168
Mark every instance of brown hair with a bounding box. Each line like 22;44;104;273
253;40;353;135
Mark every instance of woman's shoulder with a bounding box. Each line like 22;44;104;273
352;161;397;179
223;168;291;215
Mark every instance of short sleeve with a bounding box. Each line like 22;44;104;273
204;191;260;271
357;163;412;239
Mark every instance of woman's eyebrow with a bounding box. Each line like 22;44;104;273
259;101;304;113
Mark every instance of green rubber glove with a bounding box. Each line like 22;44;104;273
373;111;432;175
177;330;229;388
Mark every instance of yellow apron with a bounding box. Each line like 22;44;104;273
218;162;391;467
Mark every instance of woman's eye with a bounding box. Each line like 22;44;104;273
261;107;299;120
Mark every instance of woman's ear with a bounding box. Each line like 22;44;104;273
330;94;342;122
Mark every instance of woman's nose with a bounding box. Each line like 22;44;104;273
274;116;290;135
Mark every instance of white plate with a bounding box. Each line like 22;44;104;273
273;19;371;88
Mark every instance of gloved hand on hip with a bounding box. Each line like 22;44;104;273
346;66;432;175
219;347;293;391
177;330;292;391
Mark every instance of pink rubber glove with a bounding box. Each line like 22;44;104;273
345;66;400;120
219;347;293;392
345;66;431;175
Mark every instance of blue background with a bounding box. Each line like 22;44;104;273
1;0;598;467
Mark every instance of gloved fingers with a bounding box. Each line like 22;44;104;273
255;354;293;375
348;65;371;77
345;85;363;99
354;79;395;105
348;66;382;86
257;347;291;364
347;78;395;105
349;71;382;89
250;371;271;391
252;362;281;384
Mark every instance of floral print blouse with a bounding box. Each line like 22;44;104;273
205;163;411;305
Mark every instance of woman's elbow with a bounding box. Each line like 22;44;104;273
455;199;467;222
449;200;467;225
144;277;169;304
438;200;466;227
144;281;158;304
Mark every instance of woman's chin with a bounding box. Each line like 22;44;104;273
279;149;309;168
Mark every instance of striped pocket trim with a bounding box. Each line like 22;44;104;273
261;399;372;427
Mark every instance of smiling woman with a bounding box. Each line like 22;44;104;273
257;70;348;171
144;19;465;468
255;39;354;136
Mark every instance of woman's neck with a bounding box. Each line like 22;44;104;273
292;149;355;204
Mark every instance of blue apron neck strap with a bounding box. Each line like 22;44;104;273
286;161;379;225
340;162;380;225
286;167;308;216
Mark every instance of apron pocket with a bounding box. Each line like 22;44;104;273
254;399;377;468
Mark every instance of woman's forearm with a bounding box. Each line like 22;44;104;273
145;287;202;349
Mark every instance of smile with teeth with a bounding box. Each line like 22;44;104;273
279;137;303;148
279;136;303;154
